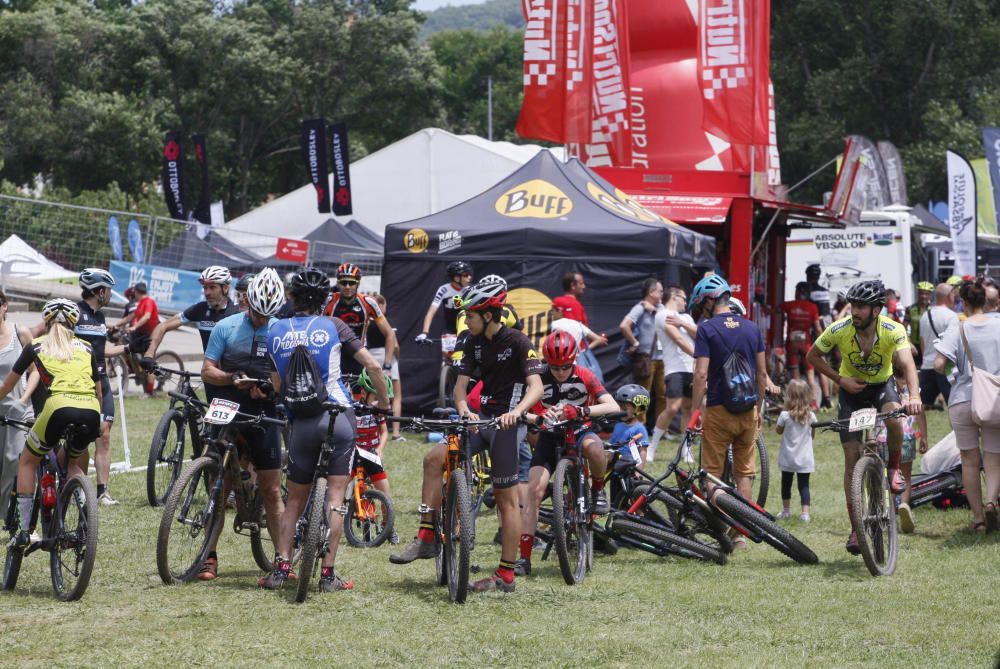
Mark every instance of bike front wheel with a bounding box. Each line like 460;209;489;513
295;478;328;603
850;455;898;577
51;474;99;601
344;488;394;548
610;517;726;564
147;409;187;507
154;351;185;393
713;492;817;565
444;470;473;603
157;457;223;584
551;458;590;586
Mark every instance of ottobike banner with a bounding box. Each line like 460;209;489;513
109;261;202;313
330;122;353;216
300;119;330;214
191;133;211;226
877;140;908;206
946;150;977;276
161;131;187;221
981;127;1000;234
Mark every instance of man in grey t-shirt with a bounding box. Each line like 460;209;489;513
619;278;665;418
918;284;958;406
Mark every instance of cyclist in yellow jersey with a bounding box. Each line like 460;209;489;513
0;299;101;548
806;280;921;555
451;275;521;365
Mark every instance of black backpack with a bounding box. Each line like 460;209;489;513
717;320;758;414
281;344;327;418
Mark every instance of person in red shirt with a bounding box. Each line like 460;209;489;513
127;282;159;395
781;282;822;404
555;271;589;325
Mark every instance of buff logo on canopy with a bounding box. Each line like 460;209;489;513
495;180;574;218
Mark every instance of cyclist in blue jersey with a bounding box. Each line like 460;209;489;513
260;267;389;592
196;268;286;582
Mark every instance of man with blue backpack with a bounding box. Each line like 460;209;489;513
689;274;769;544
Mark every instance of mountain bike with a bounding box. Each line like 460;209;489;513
146;366;206;507
672;411;817;565
343;446;395;549
156;398;286;584
1;417;99;601
106;327;184;396
388;413;498;604
814;408;904;576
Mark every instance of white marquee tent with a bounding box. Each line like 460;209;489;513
220;128;564;255
0;234;78;281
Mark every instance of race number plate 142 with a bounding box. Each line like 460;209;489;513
848;408;878;432
205;398;240;425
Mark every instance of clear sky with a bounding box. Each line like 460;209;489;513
413;0;491;11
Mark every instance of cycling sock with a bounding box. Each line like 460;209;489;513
97;484;107;497
519;533;534;560
17;493;33;530
496;560;515;584
321;566;333;578
417;519;435;543
650;427;665;453
591;477;605;491
887;449;901;470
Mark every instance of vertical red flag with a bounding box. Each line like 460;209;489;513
516;0;567;143
577;0;632;167
697;0;770;171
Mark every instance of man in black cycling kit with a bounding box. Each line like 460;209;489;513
142;266;239;401
391;280;543;595
323;263;396;379
415;261;473;343
197;268;287;582
30;268;127;506
805;279;922;555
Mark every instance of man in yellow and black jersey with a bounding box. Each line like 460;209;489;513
806;279;922;556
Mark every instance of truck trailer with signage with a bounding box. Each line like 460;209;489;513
784;207;938;310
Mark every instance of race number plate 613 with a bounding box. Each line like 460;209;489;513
205;398;240;425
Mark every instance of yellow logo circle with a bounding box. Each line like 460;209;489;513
586;182;662;223
403;228;429;253
507;287;555;350
495;180;574;219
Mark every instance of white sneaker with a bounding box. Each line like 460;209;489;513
799;512;810;522
98;492;119;506
898;503;914;534
777;510;791;520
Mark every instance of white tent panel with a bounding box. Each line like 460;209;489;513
0;234;78;281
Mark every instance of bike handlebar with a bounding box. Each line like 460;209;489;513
385;415;499;432
152;365;200;380
812;408;907;432
528;410;628;431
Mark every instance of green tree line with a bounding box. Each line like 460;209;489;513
2;0;999;217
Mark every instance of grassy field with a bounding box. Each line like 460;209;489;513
1;394;998;668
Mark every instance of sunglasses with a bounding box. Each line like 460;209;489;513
549;363;574;371
338;279;359;286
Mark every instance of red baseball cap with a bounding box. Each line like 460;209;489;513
551;296;577;316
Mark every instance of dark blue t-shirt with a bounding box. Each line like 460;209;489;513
693;313;764;407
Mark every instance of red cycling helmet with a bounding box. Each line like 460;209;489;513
542;331;577;366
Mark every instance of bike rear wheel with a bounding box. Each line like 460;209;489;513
51;474;98;601
345;488;395;548
147;409;187;507
610;517;726;564
157;457;223;584
3;492;24;591
850;455;898;577
551;458;590;585
295;478;328;603
107;356;128;397
250;485;277;573
713;492;817;565
434;486;447;586
718;432;770;509
445;470;473;603
154;352;185;393
630;484;733;554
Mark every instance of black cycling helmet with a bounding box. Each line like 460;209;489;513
236;274;253;293
805;264;821;281
289;266;330;307
615;384;650;412
446;261;471;279
795;281;810;296
845;279;886;306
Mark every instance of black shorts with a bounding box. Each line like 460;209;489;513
837;380;901;444
129;333;151;355
286;408;357;484
918;369;951;406
99;376;114;424
665;372;693;399
530;430;598;474
467;422;521;489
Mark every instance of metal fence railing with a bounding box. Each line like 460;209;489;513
0;194;383;305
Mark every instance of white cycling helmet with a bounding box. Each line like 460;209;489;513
477;274;507;291
247;267;284;316
199;265;232;286
79;268;115;291
729;297;747;317
457;281;507;312
42;298;81;328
